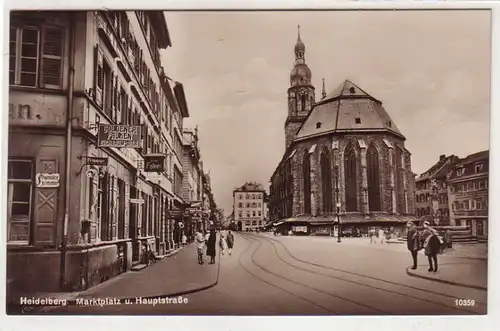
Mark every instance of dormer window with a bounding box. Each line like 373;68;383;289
475;163;484;173
349;87;356;94
316;122;322;129
355;117;361;124
456;168;465;177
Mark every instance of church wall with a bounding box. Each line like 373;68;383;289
287;133;412;216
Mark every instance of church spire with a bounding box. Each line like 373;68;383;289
294;24;305;63
322;78;326;99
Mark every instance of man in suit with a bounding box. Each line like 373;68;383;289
407;221;420;270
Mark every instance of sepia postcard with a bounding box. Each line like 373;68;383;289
1;2;495;327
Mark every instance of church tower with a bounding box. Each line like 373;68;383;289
285;25;316;149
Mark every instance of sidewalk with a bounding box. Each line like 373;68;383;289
406;260;487;290
77;243;218;299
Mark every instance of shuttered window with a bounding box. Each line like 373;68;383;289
9;24;64;89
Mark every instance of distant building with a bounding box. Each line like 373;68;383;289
233;182;267;231
414;154;460;225
447;151;489;238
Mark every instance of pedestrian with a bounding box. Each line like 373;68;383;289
206;228;217;264
195;231;205;265
444;229;453;249
406;221;421;270
219;231;227;255
181;234;187;246
370;227;376;244
421;221;441;272
227;230;235;255
378;228;385;244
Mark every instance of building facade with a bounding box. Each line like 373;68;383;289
447;151;489;238
269;28;416;236
7;10;191;296
233;182;267;231
414;155;459;225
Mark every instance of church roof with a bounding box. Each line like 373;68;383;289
295;80;404;140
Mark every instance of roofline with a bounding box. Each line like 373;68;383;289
295;128;406;142
315;94;382;107
146;11;172;49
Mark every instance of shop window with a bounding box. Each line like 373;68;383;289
7;159;33;244
9;22;64;89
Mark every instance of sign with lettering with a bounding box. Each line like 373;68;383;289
97;125;141;148
144;154;165;172
36;173;60;188
87;157;108;166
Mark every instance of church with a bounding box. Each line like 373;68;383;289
268;27;417;236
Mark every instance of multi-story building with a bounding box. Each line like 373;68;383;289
181;128;203;237
7;10;189;297
447;151;489;238
233;182;267;231
269;27;416;236
414;155;459;225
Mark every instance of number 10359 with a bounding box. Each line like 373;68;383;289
455;299;475;307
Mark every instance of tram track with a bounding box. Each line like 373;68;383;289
241;233;485;314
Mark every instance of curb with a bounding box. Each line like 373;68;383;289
405;266;487;291
9;244;221;314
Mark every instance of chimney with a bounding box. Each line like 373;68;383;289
439;154;446;161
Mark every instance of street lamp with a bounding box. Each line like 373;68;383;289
335;165;341;243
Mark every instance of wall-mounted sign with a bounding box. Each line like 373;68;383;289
36;173;60;188
87;157;108;166
144;154;165;172
97;124;141;148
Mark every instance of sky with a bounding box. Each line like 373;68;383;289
161;10;491;216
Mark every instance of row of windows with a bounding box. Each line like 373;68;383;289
416;180;447;191
455;163;484;177
415;193;448;204
236;193;263;200
415;208;450;218
452;199;487;211
450;180;488;193
244;220;264;226
238;211;263;218
7;159;180;245
237;202;263;208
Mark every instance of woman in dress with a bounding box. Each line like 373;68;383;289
421;221;441;272
206;229;217;264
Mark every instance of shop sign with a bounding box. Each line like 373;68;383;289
87;157;108;166
144;154;165;172
35;173;60;188
97;124;141;148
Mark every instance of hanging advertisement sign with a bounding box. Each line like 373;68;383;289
86;157;108;166
97;124;141;148
144;154;165;172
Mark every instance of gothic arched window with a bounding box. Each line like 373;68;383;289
395;147;404;213
344;144;358;212
303;151;311;214
367;143;381;211
301;95;306;111
320;149;333;213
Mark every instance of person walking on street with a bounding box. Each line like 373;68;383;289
206;229;217;264
422;221;441;272
406;221;421;270
378;228;385;244
444;229;453;249
219;231;227;255
370;228;376;244
195;231;205;265
181;234;187;246
227;230;235;255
